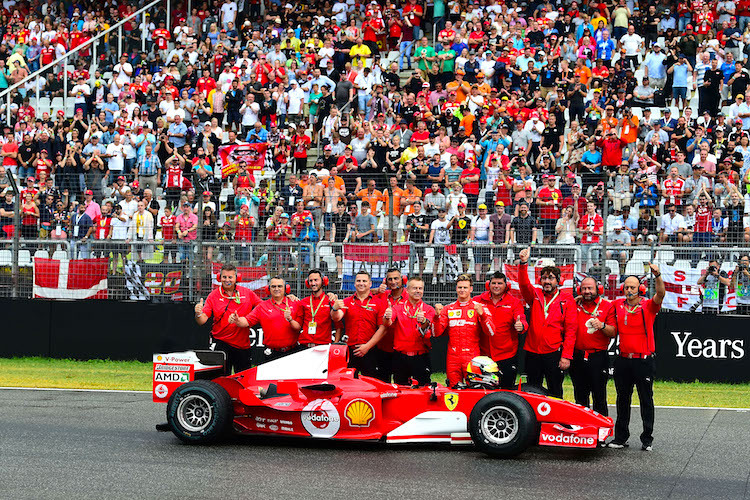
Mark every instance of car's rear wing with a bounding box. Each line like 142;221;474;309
152;351;225;403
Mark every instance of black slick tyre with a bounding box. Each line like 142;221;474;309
469;392;537;457
166;380;232;444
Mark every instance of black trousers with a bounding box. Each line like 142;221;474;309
495;356;518;390
569;350;610;416
375;348;393;383
393;352;431;386
213;339;253;374
524;350;564;398
348;345;379;378
613;356;655;446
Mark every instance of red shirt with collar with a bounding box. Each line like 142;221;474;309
373;290;406;352
203;286;262;349
342;293;387;346
244;297;299;349
575;297;613;352
294;293;335;345
390;300;436;353
605;297;660;355
476;290;527;361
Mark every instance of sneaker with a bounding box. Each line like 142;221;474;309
642;444;653;451
607;441;629;449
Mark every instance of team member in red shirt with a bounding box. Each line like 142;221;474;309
374;267;408;381
194;263;262;374
476;271;527;388
570;276;613;416
518;247;577;398
290;269;338;347
603;264;664;451
384;276;436;386
231;276;299;363
433;274;495;387
332;270;387;379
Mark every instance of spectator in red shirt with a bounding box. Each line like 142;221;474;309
536;174;562;243
578;201;604;272
459;159;481;211
595;130;627;172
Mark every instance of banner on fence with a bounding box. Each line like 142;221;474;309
659;264;736;312
341;243;410;291
503;263;576;300
123;261;186;301
211;262;270;297
33;257;108;300
218;142;270;178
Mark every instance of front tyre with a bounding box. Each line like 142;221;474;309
469;392;537;457
166;380;232;444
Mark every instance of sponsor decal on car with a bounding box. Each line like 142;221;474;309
154;364;191;372
537;402;551;416
154;384;169;399
540;433;595;446
273;401;292;407
380;392;398;398
301;399;341;438
154;371;190;382
269;425;279;431
345;399;374;427
444;393;459;411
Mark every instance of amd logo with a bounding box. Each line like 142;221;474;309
671;332;745;359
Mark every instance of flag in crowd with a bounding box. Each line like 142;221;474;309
33;257;108;300
211;262;270;297
341;243;410;291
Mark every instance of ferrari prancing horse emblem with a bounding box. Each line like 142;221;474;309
444;393;459;411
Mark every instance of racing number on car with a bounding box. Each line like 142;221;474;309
444;393;459;411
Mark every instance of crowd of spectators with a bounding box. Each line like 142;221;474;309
1;0;750;280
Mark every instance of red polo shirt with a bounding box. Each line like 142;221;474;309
575;297;613;352
605;297;660;355
244;297;299;349
476;291;527;361
203;286;262;349
342;293;387;346
294;293;335;345
390;300;436;353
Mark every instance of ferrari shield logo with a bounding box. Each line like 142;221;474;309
444;393;459;411
467;309;475;318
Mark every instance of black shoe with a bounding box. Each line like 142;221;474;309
155;422;171;432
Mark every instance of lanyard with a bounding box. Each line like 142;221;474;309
404;301;423;319
623;299;641;315
309;294;327;319
581;297;601;318
219;288;241;304
542;290;560;318
272;297;290;312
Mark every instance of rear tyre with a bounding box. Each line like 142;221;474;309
469;392;537;458
166;380;232;444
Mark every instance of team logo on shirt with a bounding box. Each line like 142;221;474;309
467;309;475;318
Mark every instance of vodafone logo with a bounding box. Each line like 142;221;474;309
154;384;169;399
537;402;551;416
301;399;341;438
541;433;595;446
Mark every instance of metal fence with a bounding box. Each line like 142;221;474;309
3;234;749;307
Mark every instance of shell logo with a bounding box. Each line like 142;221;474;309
157;355;163;361
345;399;374;427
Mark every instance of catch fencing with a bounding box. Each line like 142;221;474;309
2;235;749;313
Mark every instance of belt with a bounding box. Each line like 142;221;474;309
267;345;295;353
301;343;321;348
620;352;653;359
396;350;428;357
577;349;606;361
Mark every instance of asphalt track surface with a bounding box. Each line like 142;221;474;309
1;389;749;500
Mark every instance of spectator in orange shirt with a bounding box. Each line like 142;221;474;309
401;178;423;216
357;179;383;216
574;59;592;85
446;69;471;102
381;176;404;242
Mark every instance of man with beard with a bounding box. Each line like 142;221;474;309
570;276;613;415
476;271;527;389
194;263;262;373
290;269;339;346
517;247;577;398
374;268;409;382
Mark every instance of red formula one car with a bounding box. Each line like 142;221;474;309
153;345;613;457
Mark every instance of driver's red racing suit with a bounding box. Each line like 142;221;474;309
434;300;494;387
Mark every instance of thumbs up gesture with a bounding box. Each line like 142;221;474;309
194;298;204;315
228;312;239;325
384;305;393;321
416;309;426;324
334;299;346;310
283;307;293;322
378;281;388;294
514;315;524;332
519;247;530;264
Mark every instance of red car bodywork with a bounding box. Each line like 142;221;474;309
154;345;613;450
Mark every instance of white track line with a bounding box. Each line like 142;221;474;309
0;387;748;411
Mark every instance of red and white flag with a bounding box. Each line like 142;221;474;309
211;262;269;297
660;264;736;312
33;257;108;299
